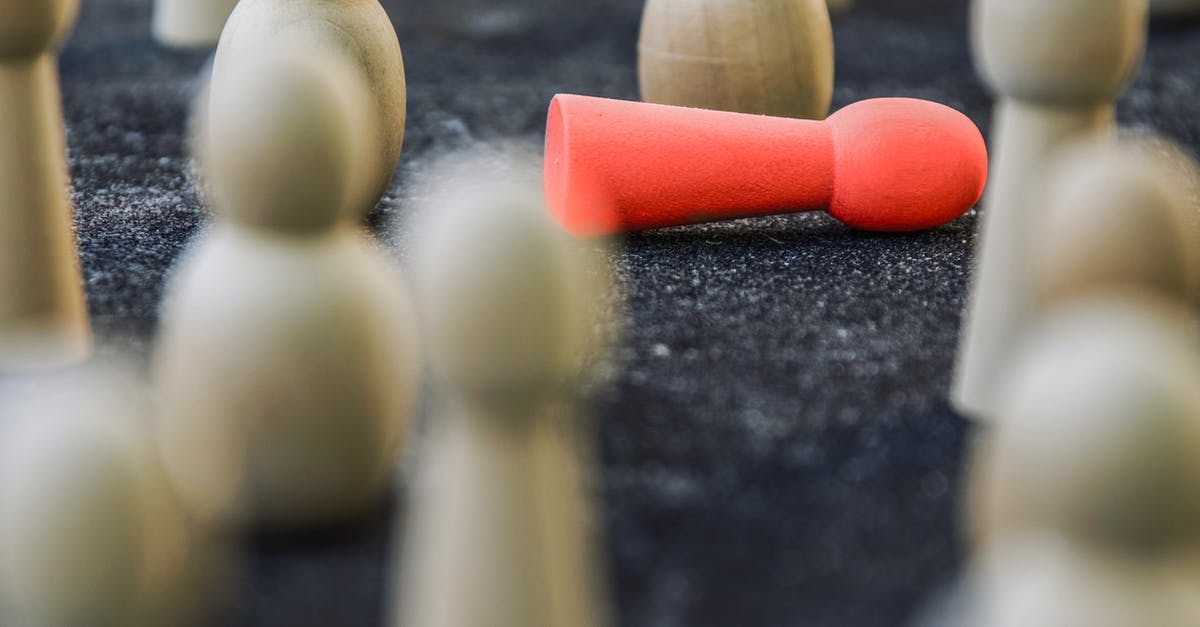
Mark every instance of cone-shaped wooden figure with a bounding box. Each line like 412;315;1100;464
395;152;611;627
638;0;834;119
953;0;1148;421
152;0;239;48
0;0;91;370
154;49;419;530
212;0;405;222
0;364;220;627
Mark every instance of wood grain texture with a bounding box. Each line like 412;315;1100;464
638;0;834;119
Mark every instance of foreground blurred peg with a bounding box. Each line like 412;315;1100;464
1031;137;1200;308
638;0;834;119
0;0;91;370
928;536;1200;627
544;95;987;236
973;296;1200;551
0;365;218;627
965;137;1200;544
396;150;611;627
949;305;1200;627
152;0;238;48
954;0;1148;421
212;0;406;221
155;49;419;530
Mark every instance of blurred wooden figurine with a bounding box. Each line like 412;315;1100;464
155;49;419;530
0;0;91;370
953;0;1148;420
153;0;239;48
396;153;611;627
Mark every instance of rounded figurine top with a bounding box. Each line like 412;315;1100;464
412;149;604;406
213;0;407;221
0;0;80;58
203;49;369;234
972;0;1147;105
1035;137;1200;306
979;298;1200;556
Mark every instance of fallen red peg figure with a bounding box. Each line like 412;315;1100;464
544;94;988;236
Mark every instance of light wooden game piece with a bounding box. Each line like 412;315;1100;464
395;151;610;627
0;365;206;626
953;0;1149;421
155;50;419;530
971;295;1200;554
638;0;834;119
152;0;238;48
212;0;406;221
964;536;1200;627
0;0;91;370
1033;137;1200;308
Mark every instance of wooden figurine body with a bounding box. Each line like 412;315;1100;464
397;157;609;627
0;0;91;370
1031;138;1200;308
155;50;418;530
0;366;205;627
156;227;417;528
212;0;406;220
953;0;1147;420
961;537;1200;627
638;0;834;120
152;0;239;48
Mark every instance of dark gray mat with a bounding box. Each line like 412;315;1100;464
55;1;1200;625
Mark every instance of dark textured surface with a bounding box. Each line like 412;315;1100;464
56;1;1200;626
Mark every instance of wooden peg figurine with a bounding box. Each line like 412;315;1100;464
953;0;1148;421
212;0;406;220
638;0;835;119
396;150;611;627
155;49;419;530
152;0;239;48
0;365;214;627
973;295;1200;552
1032;137;1200;308
0;0;91;370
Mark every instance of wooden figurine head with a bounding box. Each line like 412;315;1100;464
971;0;1147;105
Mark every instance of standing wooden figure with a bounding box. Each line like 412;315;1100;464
212;0;406;221
0;0;91;370
396;154;611;627
155;50;419;530
152;0;239;48
953;0;1147;420
638;0;834;120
